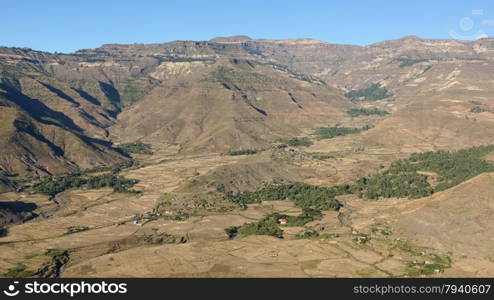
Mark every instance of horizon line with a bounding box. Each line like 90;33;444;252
1;34;492;55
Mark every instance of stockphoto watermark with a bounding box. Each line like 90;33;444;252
449;9;492;40
1;280;127;298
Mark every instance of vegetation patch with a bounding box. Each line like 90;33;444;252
405;254;452;276
120;84;155;107
354;172;433;199
237;217;284;238
371;222;392;236
314;125;371;140
225;182;348;210
354;233;371;244
80;160;134;175
227;149;260;156
309;153;334;160
132;210;190;225
396;57;429;68
230;208;323;239
32;173;140;198
65;226;90;235
281;137;313;147
224;226;239;239
36;249;70;278
271;208;322;226
138;229;176;245
347;107;389;117
151;55;215;64
345;83;391;102
296;230;320;239
119;141;153;155
3;264;35;278
265;62;326;84
353;145;494;199
206;66;274;91
44;249;66;257
471;106;488;114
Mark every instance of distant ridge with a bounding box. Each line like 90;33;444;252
209;35;253;43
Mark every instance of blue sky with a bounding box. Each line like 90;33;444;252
2;0;494;53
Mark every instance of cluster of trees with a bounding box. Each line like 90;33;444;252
33;173;140;197
471;106;488;113
271;208;322;226
226;182;347;211
138;230;176;245
225;145;494;206
344;83;391;102
110;160;135;174
225;207;324;239
310;153;334;160
353;172;433;199
354;145;494;199
314;125;371;140
405;145;494;191
221;146;494;239
119;141;153;155
236;217;284;238
347;108;389;117
227;149;259;156
283;137;313;147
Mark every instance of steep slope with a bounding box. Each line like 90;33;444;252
0;49;129;178
3;36;494;176
110;58;352;153
106;36;494;153
392;172;494;259
306;37;494;153
0;91;126;177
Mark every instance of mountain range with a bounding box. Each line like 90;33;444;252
2;35;494;277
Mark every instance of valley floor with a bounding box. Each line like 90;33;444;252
1;140;494;278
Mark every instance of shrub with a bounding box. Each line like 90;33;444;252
65;226;90;234
224;226;239;239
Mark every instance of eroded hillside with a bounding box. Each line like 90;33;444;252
2;36;494;277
